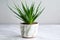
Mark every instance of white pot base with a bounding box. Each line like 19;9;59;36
20;23;38;38
22;36;36;38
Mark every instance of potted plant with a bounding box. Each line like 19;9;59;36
8;1;44;38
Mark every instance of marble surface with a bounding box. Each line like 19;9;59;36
0;24;60;40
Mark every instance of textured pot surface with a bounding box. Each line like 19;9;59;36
20;23;38;38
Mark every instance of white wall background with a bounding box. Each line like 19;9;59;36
0;0;60;24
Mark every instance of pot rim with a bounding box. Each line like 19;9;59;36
20;22;38;25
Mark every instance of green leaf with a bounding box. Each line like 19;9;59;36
14;4;24;16
30;3;34;15
33;8;45;22
20;15;29;23
21;2;28;15
8;2;45;24
8;6;20;17
35;2;42;15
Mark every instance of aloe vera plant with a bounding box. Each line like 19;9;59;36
8;2;45;24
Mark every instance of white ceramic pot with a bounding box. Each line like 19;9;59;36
20;23;38;38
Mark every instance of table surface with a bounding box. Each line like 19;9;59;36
0;24;60;40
